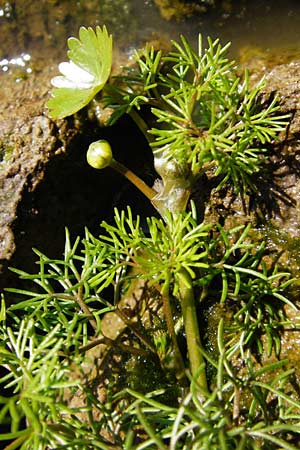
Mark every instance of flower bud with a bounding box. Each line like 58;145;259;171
86;139;113;169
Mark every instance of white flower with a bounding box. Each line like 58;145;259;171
47;26;112;118
51;61;95;89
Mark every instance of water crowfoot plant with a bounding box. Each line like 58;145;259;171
47;26;112;118
1;26;300;449
2;209;298;448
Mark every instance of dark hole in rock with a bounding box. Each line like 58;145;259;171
2;114;156;293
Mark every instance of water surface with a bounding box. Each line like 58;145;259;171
2;0;300;77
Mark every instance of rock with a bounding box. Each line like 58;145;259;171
263;62;300;137
0;115;56;261
0;64;118;289
0;68;59;275
154;0;212;20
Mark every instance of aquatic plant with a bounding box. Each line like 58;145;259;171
47;26;112;118
1;26;300;449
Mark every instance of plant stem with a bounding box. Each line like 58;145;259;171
160;275;186;383
77;285;98;331
111;159;156;202
129;109;153;143
4;432;31;450
79;336;149;356
177;268;208;392
49;292;97;331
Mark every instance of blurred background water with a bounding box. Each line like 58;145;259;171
1;0;300;79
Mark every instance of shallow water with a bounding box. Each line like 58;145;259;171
136;0;300;56
2;0;300;78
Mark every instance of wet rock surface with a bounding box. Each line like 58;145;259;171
0;116;56;260
153;0;214;20
0;68;59;278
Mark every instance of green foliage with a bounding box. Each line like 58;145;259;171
47;26;112;119
1;208;298;448
104;35;288;196
0;317;86;449
0;317;130;450
123;322;300;449
3;27;298;449
204;223;296;357
98;207;211;289
47;28;288;199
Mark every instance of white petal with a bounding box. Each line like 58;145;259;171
51;75;76;88
51;60;96;89
59;61;94;84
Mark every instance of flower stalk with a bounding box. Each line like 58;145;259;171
110;159;156;202
86;139;156;202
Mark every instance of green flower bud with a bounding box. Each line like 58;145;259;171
86;139;113;169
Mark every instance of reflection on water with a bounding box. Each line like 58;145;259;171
122;0;300;59
0;53;31;80
148;0;300;60
1;0;300;70
196;0;300;57
0;2;14;18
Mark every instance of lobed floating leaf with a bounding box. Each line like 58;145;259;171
47;26;112;119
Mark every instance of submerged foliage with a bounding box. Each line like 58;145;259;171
1;208;299;448
1;26;299;449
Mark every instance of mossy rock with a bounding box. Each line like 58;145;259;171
154;0;214;20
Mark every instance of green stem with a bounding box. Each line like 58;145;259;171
177;268;208;392
49;292;97;332
3;432;31;450
111;159;156;202
160;275;186;383
129;109;153;143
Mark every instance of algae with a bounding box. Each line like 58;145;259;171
154;0;213;20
